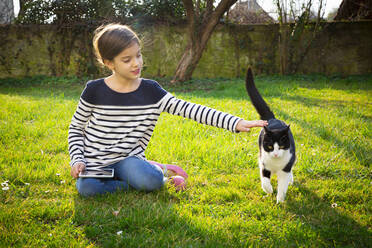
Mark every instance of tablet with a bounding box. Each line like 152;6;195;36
79;168;114;178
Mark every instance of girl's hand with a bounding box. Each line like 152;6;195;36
71;162;86;178
236;119;268;132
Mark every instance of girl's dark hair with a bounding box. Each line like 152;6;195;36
93;24;140;66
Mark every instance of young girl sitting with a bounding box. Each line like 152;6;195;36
68;23;267;197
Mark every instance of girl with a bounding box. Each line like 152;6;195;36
68;23;267;197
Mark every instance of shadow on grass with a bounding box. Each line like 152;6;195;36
73;190;235;248
0;76;86;101
1;74;371;104
285;184;371;247
281;94;371;122
72;184;371;247
175;83;371;168
273;107;371;168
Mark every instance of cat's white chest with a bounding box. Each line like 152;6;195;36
260;149;292;173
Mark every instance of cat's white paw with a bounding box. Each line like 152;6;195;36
289;172;294;185
276;193;286;203
261;178;273;194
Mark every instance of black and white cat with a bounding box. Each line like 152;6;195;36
245;68;296;203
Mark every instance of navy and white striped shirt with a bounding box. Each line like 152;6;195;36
68;78;242;168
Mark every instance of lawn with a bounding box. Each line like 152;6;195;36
0;74;371;247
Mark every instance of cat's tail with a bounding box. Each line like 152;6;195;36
245;67;275;120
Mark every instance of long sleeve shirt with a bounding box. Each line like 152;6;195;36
68;78;242;169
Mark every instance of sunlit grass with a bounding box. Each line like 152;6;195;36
0;74;371;247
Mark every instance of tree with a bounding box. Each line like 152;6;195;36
334;0;372;20
275;0;326;74
172;0;238;83
0;0;14;24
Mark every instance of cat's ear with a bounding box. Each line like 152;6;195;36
286;124;290;131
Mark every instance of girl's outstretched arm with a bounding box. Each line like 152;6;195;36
236;120;268;132
161;95;242;133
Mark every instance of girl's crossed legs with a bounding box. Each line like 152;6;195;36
76;156;165;197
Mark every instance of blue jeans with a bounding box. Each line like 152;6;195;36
76;156;165;197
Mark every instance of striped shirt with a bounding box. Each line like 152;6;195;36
68;78;242;168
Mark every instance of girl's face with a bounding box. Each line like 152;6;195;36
105;42;143;84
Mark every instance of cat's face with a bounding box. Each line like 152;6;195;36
262;126;290;158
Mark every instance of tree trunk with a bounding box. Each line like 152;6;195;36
171;22;215;83
172;0;237;83
278;24;290;75
0;0;14;24
172;33;210;82
172;45;195;82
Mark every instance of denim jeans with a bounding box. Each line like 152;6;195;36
76;156;165;197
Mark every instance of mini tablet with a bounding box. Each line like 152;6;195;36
79;168;114;178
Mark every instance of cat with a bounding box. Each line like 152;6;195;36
245;68;296;203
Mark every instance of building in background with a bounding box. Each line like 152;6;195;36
229;0;274;24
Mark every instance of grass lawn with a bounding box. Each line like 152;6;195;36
0;74;371;247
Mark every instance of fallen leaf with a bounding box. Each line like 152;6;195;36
112;207;121;217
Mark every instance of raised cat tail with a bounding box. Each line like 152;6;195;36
245;68;275;120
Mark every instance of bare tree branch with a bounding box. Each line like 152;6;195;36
173;0;238;82
201;0;236;45
205;0;214;18
182;0;196;25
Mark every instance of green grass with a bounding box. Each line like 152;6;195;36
0;74;371;247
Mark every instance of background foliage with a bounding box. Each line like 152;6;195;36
16;0;186;25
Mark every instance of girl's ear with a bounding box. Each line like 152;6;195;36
103;59;115;71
